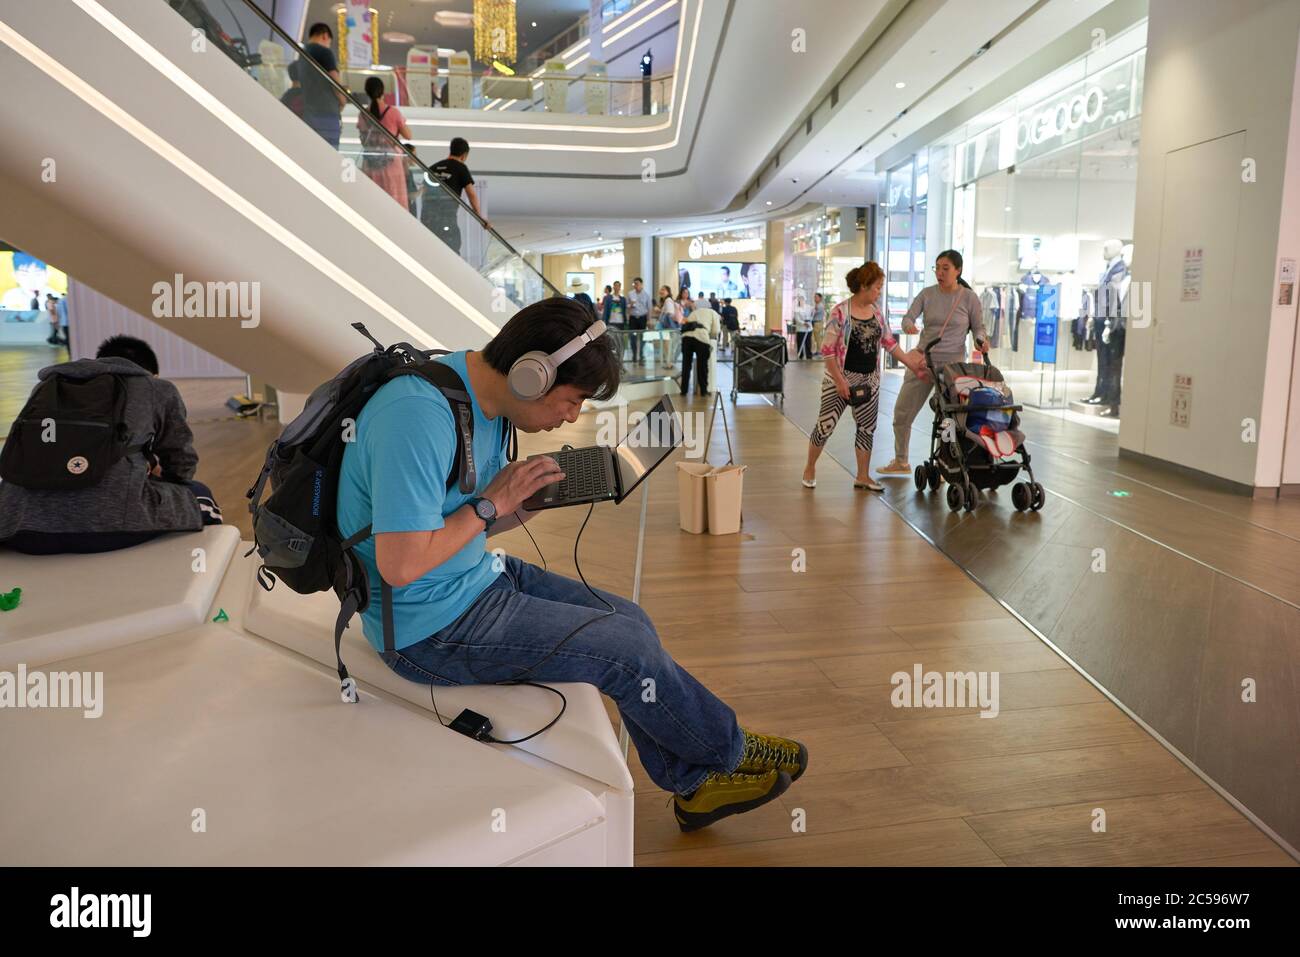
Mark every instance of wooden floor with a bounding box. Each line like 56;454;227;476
1;353;1293;865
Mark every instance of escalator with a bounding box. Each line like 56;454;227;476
0;0;559;398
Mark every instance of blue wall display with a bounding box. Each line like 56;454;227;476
1034;284;1060;364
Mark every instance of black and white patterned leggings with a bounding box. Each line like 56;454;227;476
810;371;880;451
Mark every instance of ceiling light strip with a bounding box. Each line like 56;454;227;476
0;16;448;350
64;0;498;336
603;0;676;47
602;0;660;35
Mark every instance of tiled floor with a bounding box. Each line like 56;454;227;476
1;346;1294;865
778;356;1300;856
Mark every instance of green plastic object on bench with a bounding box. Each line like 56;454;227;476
0;588;21;611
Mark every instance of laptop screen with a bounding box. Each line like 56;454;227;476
613;395;682;502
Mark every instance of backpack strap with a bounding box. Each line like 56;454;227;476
387;361;477;494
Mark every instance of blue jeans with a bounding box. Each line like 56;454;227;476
304;112;341;149
380;555;744;795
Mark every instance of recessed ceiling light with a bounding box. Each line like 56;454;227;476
434;10;474;28
642;219;648;223
531;21;538;27
766;201;773;205
895;81;905;89
382;31;415;43
1004;205;1012;212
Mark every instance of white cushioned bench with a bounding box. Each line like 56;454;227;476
239;549;635;865
0;554;609;866
0;525;240;671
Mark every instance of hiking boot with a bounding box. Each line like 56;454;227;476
674;769;791;832
736;729;809;781
877;459;912;474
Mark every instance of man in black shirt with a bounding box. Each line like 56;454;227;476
720;298;740;352
298;22;346;148
422;137;489;256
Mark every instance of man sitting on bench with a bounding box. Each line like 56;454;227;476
336;297;809;832
0;335;222;554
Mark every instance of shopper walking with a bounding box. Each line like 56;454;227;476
657;285;681;366
878;249;989;476
803;262;930;491
811;292;826;354
627;276;651;363
793;293;813;359
358;77;412;208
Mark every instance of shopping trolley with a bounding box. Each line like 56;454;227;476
730;334;787;407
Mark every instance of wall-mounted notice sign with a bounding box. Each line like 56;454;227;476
1181;247;1203;301
1170;373;1192;428
1280;257;1296;306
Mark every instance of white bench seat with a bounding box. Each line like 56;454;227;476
0;525;240;671
0;557;608;866
241;553;634;795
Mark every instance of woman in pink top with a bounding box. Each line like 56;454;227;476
802;262;930;491
359;77;412;208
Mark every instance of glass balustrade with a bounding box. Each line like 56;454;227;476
170;0;560;309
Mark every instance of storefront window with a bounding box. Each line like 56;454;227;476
927;22;1146;426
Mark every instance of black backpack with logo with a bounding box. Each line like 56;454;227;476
0;371;149;490
246;323;514;702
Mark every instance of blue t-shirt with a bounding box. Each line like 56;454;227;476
336;351;505;652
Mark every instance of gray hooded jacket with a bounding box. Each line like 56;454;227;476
0;357;203;539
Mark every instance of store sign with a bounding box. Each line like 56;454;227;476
1033;284;1060;364
1012;57;1139;165
345;0;372;69
688;236;763;259
1017;87;1105;152
581;251;624;269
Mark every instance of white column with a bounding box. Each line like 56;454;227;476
1119;0;1300;492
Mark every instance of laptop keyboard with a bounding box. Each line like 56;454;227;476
550;446;614;500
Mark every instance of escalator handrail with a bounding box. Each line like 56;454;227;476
231;0;560;299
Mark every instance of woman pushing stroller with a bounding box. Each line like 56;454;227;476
801;261;933;490
877;250;990;477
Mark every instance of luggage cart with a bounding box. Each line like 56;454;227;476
730;334;787;407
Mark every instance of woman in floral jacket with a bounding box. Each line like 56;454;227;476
802;262;929;490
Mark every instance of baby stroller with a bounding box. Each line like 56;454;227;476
913;342;1045;513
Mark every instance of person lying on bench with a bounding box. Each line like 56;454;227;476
0;335;222;555
337;297;809;832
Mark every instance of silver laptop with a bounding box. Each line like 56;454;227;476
522;396;682;510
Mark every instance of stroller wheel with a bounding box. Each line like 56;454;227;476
1012;482;1031;512
927;463;942;491
946;482;965;512
914;464;928;491
964;481;978;512
1030;482;1046;511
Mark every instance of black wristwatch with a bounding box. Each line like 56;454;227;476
470;496;498;531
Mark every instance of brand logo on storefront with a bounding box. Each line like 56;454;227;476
688;236;763;258
1017;86;1105;151
581;251;625;269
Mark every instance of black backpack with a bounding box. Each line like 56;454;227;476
0;370;150;491
246;323;514;702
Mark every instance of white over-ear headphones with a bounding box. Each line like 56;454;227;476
507;319;608;401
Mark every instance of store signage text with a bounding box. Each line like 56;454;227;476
688;236;763;259
1017;86;1105;152
581;251;625;269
